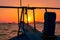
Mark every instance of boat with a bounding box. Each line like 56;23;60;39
0;6;60;40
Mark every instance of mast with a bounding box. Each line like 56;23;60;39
17;0;22;36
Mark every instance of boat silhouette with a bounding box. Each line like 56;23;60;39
0;6;60;40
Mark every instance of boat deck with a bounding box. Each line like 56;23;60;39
9;23;60;40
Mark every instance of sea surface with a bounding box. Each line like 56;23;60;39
0;23;60;40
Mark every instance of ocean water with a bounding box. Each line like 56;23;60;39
0;23;60;40
0;23;19;40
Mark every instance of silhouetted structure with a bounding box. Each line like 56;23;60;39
43;12;57;40
0;6;60;40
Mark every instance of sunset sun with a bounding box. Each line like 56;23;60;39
24;15;33;23
28;17;31;22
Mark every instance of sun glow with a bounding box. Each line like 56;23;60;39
28;17;31;22
24;14;33;23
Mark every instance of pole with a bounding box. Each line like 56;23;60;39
18;8;20;24
33;9;36;31
17;8;20;36
20;0;22;6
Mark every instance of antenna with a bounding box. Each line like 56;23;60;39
20;0;22;6
28;4;29;7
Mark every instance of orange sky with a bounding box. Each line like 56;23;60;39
0;0;60;23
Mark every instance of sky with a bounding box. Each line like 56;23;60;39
0;0;60;23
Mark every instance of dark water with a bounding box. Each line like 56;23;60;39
0;23;19;40
0;23;60;40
